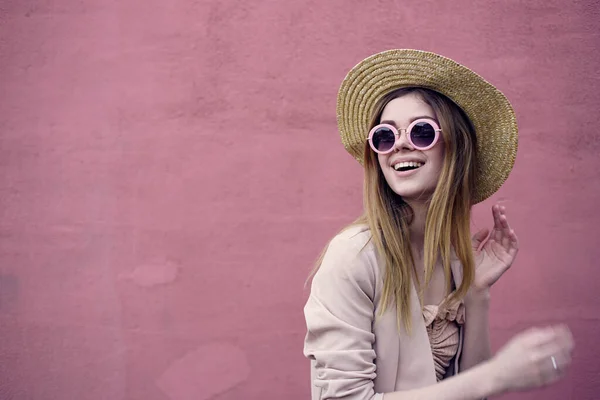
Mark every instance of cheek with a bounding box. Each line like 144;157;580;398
377;154;387;170
428;148;445;175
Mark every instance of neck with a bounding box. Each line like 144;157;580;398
406;200;429;257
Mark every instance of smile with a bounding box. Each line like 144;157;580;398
393;161;424;172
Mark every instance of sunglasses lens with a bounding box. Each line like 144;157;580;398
372;127;396;152
410;122;436;148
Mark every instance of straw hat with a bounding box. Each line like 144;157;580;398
336;49;518;204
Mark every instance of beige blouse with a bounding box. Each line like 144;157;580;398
422;299;466;381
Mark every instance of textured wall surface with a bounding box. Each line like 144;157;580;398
1;0;599;399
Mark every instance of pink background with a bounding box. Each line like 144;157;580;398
1;0;599;399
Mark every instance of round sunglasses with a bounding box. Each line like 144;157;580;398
367;118;442;153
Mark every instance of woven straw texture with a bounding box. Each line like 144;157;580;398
336;49;518;204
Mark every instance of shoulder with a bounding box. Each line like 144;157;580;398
323;223;374;266
312;224;379;296
330;223;372;251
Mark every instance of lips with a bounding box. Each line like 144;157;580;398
393;161;424;171
391;157;426;173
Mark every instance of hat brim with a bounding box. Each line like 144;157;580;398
336;49;518;204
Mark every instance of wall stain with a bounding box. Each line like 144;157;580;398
120;260;180;288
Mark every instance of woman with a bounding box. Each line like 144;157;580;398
303;49;574;400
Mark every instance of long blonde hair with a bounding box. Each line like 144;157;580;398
309;87;478;333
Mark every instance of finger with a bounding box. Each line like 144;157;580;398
538;340;569;359
498;211;517;249
492;204;503;230
472;228;490;250
494;206;510;244
497;214;507;245
492;206;507;242
510;228;519;246
500;210;510;230
539;349;571;381
555;325;575;353
540;357;568;386
556;352;572;369
500;215;512;248
537;327;575;360
507;229;519;257
500;208;517;239
532;353;565;387
521;326;558;347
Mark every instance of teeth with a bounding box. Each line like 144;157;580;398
393;161;423;171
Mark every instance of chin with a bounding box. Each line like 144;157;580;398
381;164;441;203
390;184;436;202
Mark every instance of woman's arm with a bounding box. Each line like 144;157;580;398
461;205;518;371
460;289;492;372
384;322;574;400
383;359;498;400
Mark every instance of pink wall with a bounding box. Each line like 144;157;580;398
1;0;599;399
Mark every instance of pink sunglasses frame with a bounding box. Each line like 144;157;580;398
366;118;442;153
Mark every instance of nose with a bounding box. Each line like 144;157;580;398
393;129;414;151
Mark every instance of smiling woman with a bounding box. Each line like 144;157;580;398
302;49;575;400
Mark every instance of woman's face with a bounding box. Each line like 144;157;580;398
377;93;445;202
